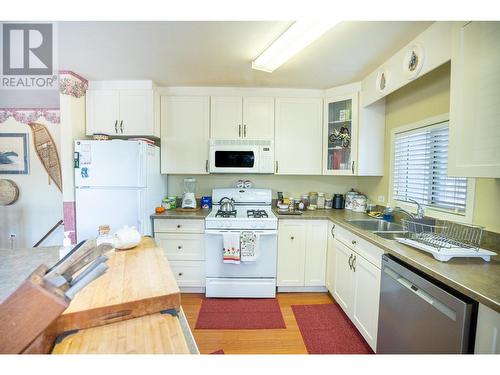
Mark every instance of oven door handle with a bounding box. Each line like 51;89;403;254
205;229;278;236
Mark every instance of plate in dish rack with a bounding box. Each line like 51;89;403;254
396;238;497;262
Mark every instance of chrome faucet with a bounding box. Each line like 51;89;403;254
408;199;425;219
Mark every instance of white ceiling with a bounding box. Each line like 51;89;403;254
58;21;433;89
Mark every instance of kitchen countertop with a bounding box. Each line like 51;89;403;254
274;208;500;313
151;208;211;220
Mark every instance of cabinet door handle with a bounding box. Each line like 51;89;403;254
290;236;294;240
352;255;356;272
114;120;118;133
239;124;242;137
331;224;335;237
348;254;353;270
244;124;247;137
351;240;357;245
275;161;279;173
351;160;355;174
120;120;124;134
177;224;182;229
178;272;183;277
205;159;209;173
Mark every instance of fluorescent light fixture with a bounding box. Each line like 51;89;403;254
252;20;338;73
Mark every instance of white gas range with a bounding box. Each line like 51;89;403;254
205;188;278;298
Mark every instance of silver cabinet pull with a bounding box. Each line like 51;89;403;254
275;161;279;173
348;254;353;270
244;124;247;137
352;255;356;272
239;124;242;137
114;120;118;133
205;159;209;173
351;240;357;245
351;160;355;174
120;120;124;134
331;224;335;237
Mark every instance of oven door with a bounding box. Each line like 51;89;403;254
205;229;277;278
209;146;259;173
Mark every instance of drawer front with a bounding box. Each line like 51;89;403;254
155;233;205;261
154;219;205;233
169;261;205;287
334;224;384;269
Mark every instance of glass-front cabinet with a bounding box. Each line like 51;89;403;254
323;93;358;175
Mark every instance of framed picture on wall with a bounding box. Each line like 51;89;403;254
0;133;29;174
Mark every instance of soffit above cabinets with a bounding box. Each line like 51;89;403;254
58;21;432;89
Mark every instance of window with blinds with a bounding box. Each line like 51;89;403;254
393;122;468;214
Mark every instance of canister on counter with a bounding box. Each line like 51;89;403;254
352;194;367;213
167;195;177;210
308;192;318;210
201;196;212;209
317;193;326;209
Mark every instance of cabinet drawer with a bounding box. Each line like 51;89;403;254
155;233;205;261
154;219;205;233
169;261;205;287
334;224;384;268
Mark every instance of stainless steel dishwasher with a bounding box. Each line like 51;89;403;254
377;255;475;353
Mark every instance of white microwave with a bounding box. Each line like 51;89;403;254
209;139;274;174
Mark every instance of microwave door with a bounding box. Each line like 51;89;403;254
212;150;257;173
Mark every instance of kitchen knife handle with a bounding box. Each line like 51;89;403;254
65;263;109;300
69;254;108;286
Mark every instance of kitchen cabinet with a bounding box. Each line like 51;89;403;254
86;85;159;137
277;220;327;288
323;92;384;176
474;303;500;354
160;96;210;174
154;218;205;290
331;224;384;351
449;21;500;178
325;222;336;293
275;97;323;175
210;96;274;139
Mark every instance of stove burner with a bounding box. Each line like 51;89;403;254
247;209;268;218
215;209;237;218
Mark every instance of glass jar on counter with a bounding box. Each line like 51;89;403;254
301;194;309;210
308;192;318;210
317;193;326;209
289;197;295;212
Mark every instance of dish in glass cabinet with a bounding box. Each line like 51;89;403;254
328;125;350;148
403;43;425;79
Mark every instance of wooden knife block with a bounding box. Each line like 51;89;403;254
0;265;69;354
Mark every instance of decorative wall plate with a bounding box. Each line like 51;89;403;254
376;69;389;94
403;43;425;80
0;179;20;205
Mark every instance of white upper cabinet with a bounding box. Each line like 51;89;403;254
161;96;210;174
275;97;323;175
86;81;159;137
323;89;385;176
449;21;500;178
210;96;274;139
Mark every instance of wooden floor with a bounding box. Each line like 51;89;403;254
181;292;335;354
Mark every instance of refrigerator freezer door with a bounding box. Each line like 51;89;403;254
75;140;145;188
75;187;143;241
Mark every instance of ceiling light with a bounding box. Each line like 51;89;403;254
252;20;338;73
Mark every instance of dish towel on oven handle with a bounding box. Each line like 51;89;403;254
223;232;241;264
240;231;258;262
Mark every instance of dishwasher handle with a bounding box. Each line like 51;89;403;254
383;266;457;321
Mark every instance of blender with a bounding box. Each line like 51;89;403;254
181;178;197;209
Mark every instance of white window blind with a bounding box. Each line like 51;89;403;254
393;122;468;214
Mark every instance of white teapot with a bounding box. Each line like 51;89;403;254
113;226;141;250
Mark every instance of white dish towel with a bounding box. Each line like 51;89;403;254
223;232;241;264
240;231;259;262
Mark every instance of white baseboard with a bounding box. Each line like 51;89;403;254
277;286;328;293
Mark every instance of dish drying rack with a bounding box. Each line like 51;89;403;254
396;219;497;262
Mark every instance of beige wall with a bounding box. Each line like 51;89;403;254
358;62;500;233
168;174;360;201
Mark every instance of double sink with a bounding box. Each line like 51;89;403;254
346;219;408;240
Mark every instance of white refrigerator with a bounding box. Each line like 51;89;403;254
74;139;167;241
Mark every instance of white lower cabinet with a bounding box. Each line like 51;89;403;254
474;303;500;354
325;222;336;293
277;220;327;288
331;224;383;352
154;218;205;290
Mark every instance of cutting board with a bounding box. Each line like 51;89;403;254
52;312;189;354
55;237;181;333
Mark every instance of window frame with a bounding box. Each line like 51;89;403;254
388;113;476;224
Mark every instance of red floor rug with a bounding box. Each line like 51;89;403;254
210;349;225;354
195;298;286;329
292;304;373;354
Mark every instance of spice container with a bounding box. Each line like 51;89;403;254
325;198;333;209
308;192;318;210
288;197;295;212
317;193;326;209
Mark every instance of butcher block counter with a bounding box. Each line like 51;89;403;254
0;237;198;354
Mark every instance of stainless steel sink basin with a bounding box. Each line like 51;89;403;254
346;219;404;232
373;231;407;240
